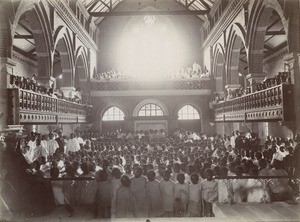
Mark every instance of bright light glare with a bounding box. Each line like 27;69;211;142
116;21;186;80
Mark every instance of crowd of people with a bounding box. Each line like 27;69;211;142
9;74;83;104
93;62;210;81
1;128;300;218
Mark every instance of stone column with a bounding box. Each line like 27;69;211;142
35;76;56;89
0;58;16;130
246;73;265;93
284;53;300;134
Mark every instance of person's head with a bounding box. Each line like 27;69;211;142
163;170;171;181
125;165;131;174
112;168;121;179
219;166;228;178
134;166;143;178
249;166;259;176
80;162;89;174
147;170;156;181
50;167;59;179
205;168;214;181
36;138;41;146
70;133;75;139
273;159;283;170
33;160;41;171
177;173;185;184
190;173;199;185
49;133;54;139
66;165;76;177
235;166;243;177
121;175;130;187
102;159;109;170
258;158;268;169
98;170;108;182
58;131;63;138
173;163;181;173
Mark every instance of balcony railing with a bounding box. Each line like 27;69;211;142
91;77;212;91
213;83;294;122
7;88;92;125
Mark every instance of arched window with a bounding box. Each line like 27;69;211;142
102;106;125;121
178;105;200;120
138;103;164;116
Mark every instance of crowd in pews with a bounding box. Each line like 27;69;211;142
1;128;300;218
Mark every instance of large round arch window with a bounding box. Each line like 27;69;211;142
102;106;125;121
138;103;164;117
178;105;200;120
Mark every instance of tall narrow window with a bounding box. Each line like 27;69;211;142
138;104;164;117
102;106;125;121
178;105;200;120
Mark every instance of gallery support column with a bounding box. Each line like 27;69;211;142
0;58;16;130
284;52;300;134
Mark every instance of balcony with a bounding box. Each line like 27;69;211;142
213;83;294;122
7;88;92;125
91;77;212;91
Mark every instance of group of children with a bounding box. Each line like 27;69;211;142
93;166;217;218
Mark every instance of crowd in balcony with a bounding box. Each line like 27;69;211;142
256;72;291;92
1;128;299;218
211;72;291;104
93;62;210;81
9;74;84;104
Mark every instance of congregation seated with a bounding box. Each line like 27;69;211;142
2;128;299;218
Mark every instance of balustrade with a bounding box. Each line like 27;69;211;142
213;84;294;122
8;88;92;125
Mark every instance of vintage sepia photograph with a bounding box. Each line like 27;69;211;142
0;0;300;221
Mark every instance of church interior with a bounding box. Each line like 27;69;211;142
0;0;300;221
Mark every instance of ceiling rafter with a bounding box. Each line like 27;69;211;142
14;34;34;39
199;0;211;10
88;0;100;12
266;18;281;31
265;30;285;36
90;9;209;17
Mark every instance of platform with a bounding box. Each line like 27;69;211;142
6;202;300;222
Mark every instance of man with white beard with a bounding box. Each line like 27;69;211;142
65;133;80;154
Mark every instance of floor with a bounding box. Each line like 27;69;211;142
3;202;300;222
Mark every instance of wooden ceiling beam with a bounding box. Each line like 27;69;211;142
90;9;209;17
